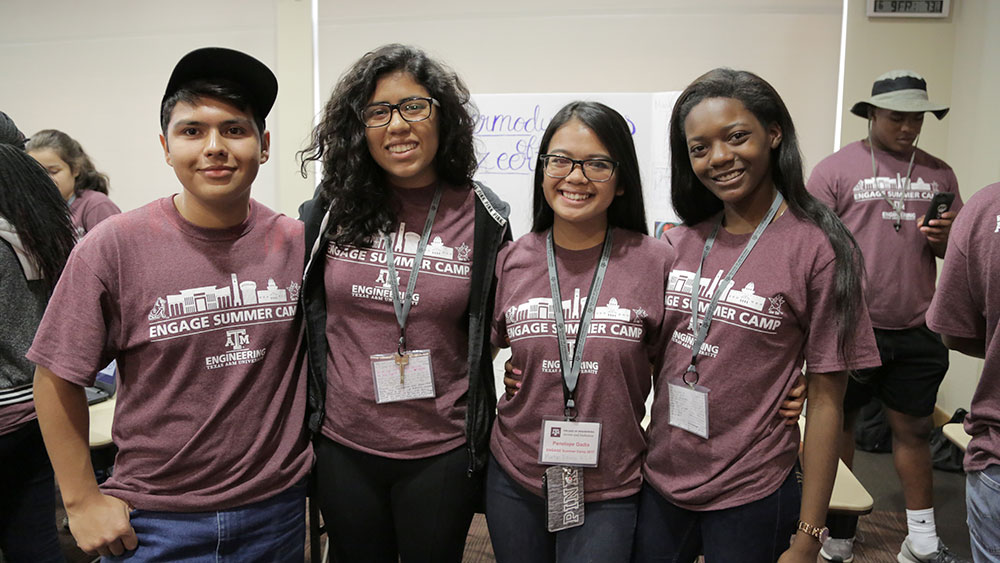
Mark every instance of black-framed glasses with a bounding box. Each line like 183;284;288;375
360;97;439;128
539;154;618;182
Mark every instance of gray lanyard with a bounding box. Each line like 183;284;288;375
546;228;615;419
383;186;444;354
686;192;784;386
869;138;916;233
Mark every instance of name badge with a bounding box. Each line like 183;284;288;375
668;379;710;439
539;419;601;467
544;465;585;532
370;350;435;404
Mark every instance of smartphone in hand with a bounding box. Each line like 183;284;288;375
922;192;956;227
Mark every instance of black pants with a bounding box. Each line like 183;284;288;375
0;419;63;562
313;435;479;563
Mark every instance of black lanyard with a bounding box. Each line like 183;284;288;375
686;192;784;386
383;186;444;354
546;228;614;419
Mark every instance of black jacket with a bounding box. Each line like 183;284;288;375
299;182;511;476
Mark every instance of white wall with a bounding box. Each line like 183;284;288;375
0;0;281;215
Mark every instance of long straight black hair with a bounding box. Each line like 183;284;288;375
0;144;76;289
670;68;865;362
531;101;647;235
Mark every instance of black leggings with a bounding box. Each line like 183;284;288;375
313;435;480;563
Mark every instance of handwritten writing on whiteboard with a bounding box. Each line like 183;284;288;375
471;93;679;238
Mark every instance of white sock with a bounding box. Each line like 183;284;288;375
905;508;938;555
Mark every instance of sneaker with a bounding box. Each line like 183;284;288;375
820;537;854;562
897;538;971;563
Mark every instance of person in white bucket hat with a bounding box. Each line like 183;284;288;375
807;70;969;563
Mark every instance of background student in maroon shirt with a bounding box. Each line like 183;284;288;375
27;129;121;236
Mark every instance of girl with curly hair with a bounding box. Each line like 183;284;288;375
298;44;511;562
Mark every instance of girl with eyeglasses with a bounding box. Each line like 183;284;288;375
486;101;671;562
633;68;880;563
298;44;511;562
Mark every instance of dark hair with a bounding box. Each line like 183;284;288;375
531;101;647;235
669;68;865;362
26;129;110;195
0;144;76;290
299;44;478;248
0;111;27;150
160;79;265;139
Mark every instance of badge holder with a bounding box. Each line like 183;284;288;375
543;465;584;532
668;365;710;439
371;348;435;404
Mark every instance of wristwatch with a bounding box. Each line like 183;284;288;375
797;520;830;543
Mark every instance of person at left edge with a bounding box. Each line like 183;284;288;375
29;47;312;561
0;117;77;563
298;44;510;562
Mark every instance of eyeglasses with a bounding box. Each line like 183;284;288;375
539;154;618;183
360;97;439;128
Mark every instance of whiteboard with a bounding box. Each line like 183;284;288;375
471;92;681;238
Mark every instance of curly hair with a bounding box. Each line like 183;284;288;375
669;68;866;363
299;44;478;248
26;129;110;195
531;101;647;235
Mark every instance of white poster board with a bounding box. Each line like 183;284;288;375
471;92;681;239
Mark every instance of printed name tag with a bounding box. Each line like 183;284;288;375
668;379;710;439
539;419;601;467
370;350;435;404
544;465;585;532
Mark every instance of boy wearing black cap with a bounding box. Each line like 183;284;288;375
808;70;967;563
30;48;311;561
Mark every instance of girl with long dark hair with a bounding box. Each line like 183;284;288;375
27;129;120;235
486;101;670;562
0;142;76;562
633;68;881;563
298;44;510;562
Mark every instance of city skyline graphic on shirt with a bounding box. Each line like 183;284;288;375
147;273;300;321
505;290;635;325
851;175;938;203
372;222;472;262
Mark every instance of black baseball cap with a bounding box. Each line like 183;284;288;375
162;47;278;119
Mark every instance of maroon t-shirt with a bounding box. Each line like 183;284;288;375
644;211;880;510
491;229;673;501
322;183;476;458
70;189;121;236
927;182;1000;473
0;400;35;436
28;197;312;512
807;140;963;329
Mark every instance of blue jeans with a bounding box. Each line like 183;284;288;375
967;464;1000;563
486;455;639;563
105;479;306;562
632;467;801;563
0;420;62;563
